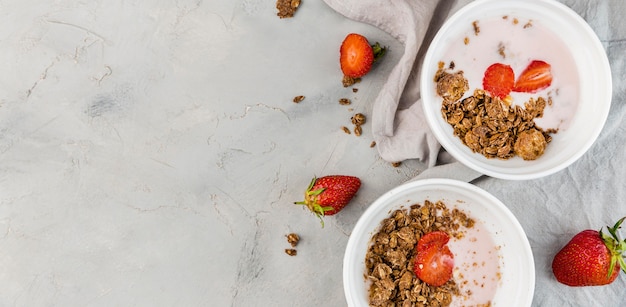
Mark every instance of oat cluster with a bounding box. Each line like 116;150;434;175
276;0;301;19
365;200;475;307
435;63;555;160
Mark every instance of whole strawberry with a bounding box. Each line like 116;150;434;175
294;175;361;227
339;33;386;78
552;217;626;286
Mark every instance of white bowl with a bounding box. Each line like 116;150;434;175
420;0;612;180
343;179;534;306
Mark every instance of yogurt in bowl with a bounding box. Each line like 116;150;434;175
343;179;534;306
421;0;612;180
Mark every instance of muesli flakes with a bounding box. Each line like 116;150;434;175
339;98;352;105
365;200;476;306
351;113;366;126
343;75;361;87
286;233;300;247
435;62;555;160
276;0;301;19
293;95;305;103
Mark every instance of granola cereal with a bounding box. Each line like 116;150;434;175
351;113;366;126
339;98;352;105
343;75;361;87
276;0;301;19
286;233;300;247
293;95;305;103
436;63;555;160
365;200;477;306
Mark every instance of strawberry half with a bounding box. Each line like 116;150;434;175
414;231;455;287
512;60;552;93
294;175;361;227
340;33;386;78
552;217;626;286
482;63;515;99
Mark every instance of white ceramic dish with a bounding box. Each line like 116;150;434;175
420;0;612;180
343;178;534;306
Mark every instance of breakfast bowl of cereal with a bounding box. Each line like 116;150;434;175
420;0;612;180
343;178;534;307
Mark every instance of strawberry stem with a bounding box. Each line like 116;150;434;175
600;216;626;278
371;42;387;63
294;176;332;228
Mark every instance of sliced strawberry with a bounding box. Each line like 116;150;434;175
512;60;552;93
482;63;515;99
414;231;454;287
340;33;386;78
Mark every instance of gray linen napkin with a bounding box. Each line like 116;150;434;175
323;0;467;167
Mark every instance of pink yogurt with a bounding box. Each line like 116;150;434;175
439;15;580;131
448;217;500;306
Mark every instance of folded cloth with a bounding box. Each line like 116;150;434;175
323;0;468;167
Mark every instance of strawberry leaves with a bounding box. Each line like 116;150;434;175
601;216;626;279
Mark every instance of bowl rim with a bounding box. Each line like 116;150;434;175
343;178;535;306
419;0;612;180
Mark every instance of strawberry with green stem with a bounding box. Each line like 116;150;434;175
552;217;626;286
340;33;387;78
294;175;361;227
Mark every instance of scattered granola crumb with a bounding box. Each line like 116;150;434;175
513;17;519;25
285;249;297;256
354;125;362;136
523;20;533;29
464;37;470;45
276;0;301;19
293;95;305;103
286;233;300;247
351;113;366;126
498;42;506;59
352;88;359;93
342;126;351;134
339;98;352;105
391;161;402;167
370;141;376;148
343;75;361;87
472;20;480;35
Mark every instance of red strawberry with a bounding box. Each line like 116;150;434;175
294;175;361;227
482;63;515;99
552;217;626;286
512;60;552;93
414;231;455;287
340;33;386;78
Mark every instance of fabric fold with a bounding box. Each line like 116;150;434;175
323;0;461;167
